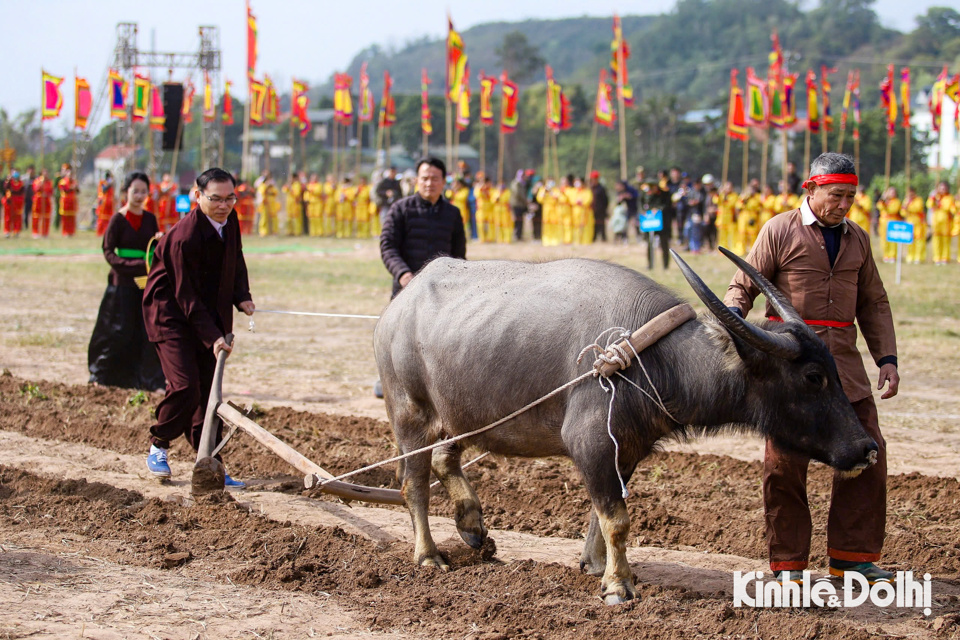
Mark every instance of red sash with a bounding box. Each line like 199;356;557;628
768;316;853;328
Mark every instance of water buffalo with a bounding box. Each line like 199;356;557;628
373;249;877;604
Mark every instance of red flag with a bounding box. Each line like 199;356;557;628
930;66;948;134
852;70;861;141
805;69;820;133
246;2;258;77
500;71;519;133
222;80;234;126
447;16;468;103
74;75;92;129
41;70;64;120
900;67;911;129
379;71;396;128
879;64;897;137
745;67;767;126
479;71;497;126
820;65;837;132
421;68;433;135
149;81;165;130
726;69;747;141
594;69;615;128
610;14;634;107
182;80;195;123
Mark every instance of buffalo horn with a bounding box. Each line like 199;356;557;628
670;249;802;361
717;247;811;335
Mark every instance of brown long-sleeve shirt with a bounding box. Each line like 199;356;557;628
723;203;896;403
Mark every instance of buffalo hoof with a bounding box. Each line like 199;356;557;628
601;581;638;606
419;555;450;572
458;529;486;550
580;558;605;577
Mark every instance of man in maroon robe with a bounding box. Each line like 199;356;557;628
142;167;255;487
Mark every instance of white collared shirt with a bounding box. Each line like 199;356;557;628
204;214;226;238
800;196;847;233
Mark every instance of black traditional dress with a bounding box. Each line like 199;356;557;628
87;211;165;390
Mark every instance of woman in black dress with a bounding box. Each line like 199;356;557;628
88;172;165;390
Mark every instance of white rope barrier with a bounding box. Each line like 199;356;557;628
255;309;380;320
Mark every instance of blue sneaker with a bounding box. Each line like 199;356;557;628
147;446;171;478
224;474;246;489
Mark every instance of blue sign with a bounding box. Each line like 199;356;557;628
886;220;914;244
640;209;664;233
175;194;192;213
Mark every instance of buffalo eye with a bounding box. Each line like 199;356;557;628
805;372;826;390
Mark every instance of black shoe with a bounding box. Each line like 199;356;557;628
373;379;383;399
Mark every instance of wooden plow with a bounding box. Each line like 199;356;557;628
191;334;404;505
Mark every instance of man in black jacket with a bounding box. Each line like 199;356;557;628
589;171;609;242
379;157;466;298
375;157;465;398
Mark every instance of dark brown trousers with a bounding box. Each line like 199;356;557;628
764;395;886;571
149;335;220;452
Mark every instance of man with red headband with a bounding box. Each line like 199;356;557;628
724;152;900;584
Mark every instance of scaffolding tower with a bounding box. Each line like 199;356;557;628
76;22;222;179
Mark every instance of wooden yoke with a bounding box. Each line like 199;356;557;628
593;303;696;378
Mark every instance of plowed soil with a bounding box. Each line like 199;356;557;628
3;373;960;639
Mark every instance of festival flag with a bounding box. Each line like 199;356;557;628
559;88;571;131
820;66;837;131
746;67;767;126
420;68;433;135
545;65;562;131
879;64;897;137
929;66;948;134
333;73;353;125
840;70;854;133
358;62;374;122
74;75;91;129
181;81;195;123
249;77;267;125
290;79;309;135
900;67;911;129
203;72;216;122
246;1;258;78
500;71;519;133
726;69;748;141
479;71;497;126
852;70;861;141
222;80;235;126
109;69;127;120
264;76;279;123
610;14;635;107
446;16;468;103
41;70;64;120
132;73;150;121
379;71;396;128
594;69;615;128
149;81;165;130
805;69;820;133
296;93;311;137
455;65;470;131
783;73;798;125
768;29;783;90
944;74;960;133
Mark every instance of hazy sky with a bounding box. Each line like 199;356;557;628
2;0;944;135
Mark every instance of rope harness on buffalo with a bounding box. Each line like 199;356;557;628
314;303;697;494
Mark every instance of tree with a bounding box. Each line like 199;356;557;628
495;31;545;85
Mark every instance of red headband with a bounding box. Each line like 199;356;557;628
803;173;858;189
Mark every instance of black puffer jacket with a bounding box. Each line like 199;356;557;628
380;193;467;297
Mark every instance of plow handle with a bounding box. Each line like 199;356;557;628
196;332;234;462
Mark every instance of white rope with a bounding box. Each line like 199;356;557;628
319;369;596;487
255;309;380;320
429;451;490;489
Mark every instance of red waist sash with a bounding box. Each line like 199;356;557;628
768;316;853;328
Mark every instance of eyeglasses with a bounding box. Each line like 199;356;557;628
202;193;237;205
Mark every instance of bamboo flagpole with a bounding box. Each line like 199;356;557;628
721;133;731;187
760;129;769;189
883;134;892;190
741;132;749;193
585;117;598;181
480;124;486;177
552;129;560;186
616;45;628;181
355;110;362;173
39;68;45;172
542;118;550;182
497;126;505;186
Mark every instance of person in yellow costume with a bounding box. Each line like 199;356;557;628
558;175;575;245
495;182;513;243
877;187;902;263
927;181;955;265
759;184;777;229
257;172;280;236
570;177;594;244
773;180;800;215
447;178;471;238
282;173;304;236
537;181;559;246
734;185;762;256
354;176;374;239
304;174;325;237
846;185;872;234
902;186;926;264
335;177;356;239
322;174;337;237
474;174;496;243
714;181;738;252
